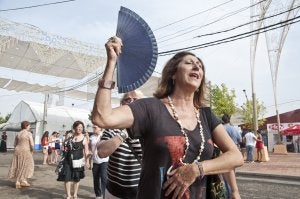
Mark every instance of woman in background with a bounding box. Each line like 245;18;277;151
54;132;62;162
41;131;50;165
0;131;7;152
255;133;264;162
57;121;89;199
49;131;59;164
8;121;34;188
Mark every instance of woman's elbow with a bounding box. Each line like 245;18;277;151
92;110;101;125
98;153;106;159
91;113;106;128
233;149;244;167
92;111;114;129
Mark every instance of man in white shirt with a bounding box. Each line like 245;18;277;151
89;125;109;199
245;131;257;163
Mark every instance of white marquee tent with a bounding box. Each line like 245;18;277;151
0;100;93;149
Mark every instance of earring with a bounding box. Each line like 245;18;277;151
172;79;175;85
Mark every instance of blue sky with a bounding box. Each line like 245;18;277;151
0;0;299;118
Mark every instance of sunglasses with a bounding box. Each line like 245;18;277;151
122;97;138;104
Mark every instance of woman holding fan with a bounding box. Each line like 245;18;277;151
92;36;243;199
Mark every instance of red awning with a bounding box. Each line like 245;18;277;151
282;125;300;136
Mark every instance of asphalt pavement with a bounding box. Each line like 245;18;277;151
1;150;300;199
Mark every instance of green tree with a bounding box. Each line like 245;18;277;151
241;99;266;130
88;111;92;122
0;113;11;124
210;83;238;118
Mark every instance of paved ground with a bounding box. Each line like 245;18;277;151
236;153;300;199
0;151;95;199
1;150;299;199
236;153;300;178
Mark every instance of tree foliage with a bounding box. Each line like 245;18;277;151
241;99;266;130
0;113;11;124
210;83;237;118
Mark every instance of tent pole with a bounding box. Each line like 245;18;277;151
42;93;49;133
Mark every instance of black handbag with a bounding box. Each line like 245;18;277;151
207;173;227;199
207;147;227;199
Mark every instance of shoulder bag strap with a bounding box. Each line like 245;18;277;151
125;139;142;164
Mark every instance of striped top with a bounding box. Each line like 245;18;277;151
101;129;142;198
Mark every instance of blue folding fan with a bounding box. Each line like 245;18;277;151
116;6;158;93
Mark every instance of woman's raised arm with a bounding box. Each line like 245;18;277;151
92;36;134;129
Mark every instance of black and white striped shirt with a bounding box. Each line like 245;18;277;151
101;129;142;198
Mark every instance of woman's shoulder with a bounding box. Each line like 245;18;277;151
200;106;211;111
139;97;159;103
19;129;29;134
199;106;212;116
132;97;163;108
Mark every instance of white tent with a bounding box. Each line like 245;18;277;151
1;100;92;149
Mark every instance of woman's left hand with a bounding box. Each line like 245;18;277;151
231;190;241;199
163;163;199;199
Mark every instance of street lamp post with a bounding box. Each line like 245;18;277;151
242;89;249;102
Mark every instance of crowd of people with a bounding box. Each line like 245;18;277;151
3;113;264;199
222;114;267;164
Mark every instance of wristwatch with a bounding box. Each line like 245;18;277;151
98;79;115;89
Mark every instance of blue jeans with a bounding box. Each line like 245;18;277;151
246;145;254;161
224;176;231;199
92;162;108;197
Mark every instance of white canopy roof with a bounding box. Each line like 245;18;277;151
0;18;161;103
0;74;160;102
0;18;107;79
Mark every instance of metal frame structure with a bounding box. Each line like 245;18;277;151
250;0;272;132
263;0;300;142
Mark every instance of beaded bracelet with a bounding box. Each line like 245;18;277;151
195;162;205;179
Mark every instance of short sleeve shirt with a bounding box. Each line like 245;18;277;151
101;129;142;198
89;134;109;164
245;132;257;147
223;124;241;145
128;98;222;199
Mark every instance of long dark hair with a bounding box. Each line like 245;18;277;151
153;51;206;108
41;131;49;139
72;120;85;133
21;121;30;130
